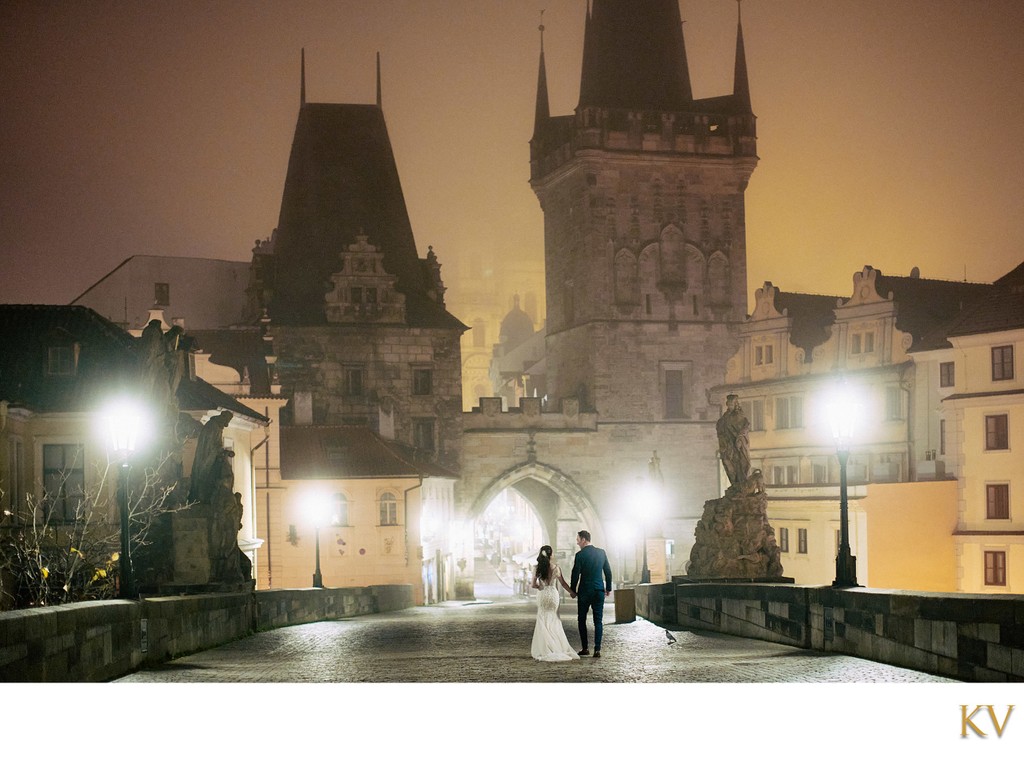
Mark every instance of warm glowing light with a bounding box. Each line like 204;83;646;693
301;487;333;529
825;382;862;451
99;397;151;459
636;480;661;523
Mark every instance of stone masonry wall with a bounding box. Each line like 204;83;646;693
0;584;413;682
637;582;1024;682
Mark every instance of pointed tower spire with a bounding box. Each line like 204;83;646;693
533;11;550;139
578;0;692;110
300;48;306;106
733;0;752;111
376;51;382;108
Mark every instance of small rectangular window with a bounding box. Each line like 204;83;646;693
665;370;684;419
939;362;955;388
992;346;1014;381
755;346;764;366
740;399;765;432
797;528;808;555
985;551;1006;586
985;414;1009;450
864;332;875;353
776;395;803;429
413;418;436;452
332;494;349;526
343;366;364;397
940;418;947;456
412;368;433;396
987;484;1010;520
778;527;789;553
851;334;862;355
379;492;399;526
47;346;75;376
154;282;170;306
885;386;904;420
42;443;86;522
786;465;799;485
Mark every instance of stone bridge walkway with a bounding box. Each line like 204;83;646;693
116;597;957;683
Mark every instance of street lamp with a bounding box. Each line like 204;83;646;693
102;398;149;599
827;384;860;588
307;490;331;588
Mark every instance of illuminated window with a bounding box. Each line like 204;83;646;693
740;399;764;431
885;386;904;420
379;492;398;526
939;362;955;388
987;484;1010;520
985;415;1009;450
42;443;85;522
992;346;1014;381
775;395;804;429
984;551;1006;586
778;527;789;553
754;344;774;366
332;493;349;526
797;528;808;555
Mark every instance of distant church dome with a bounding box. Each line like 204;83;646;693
499;295;534;351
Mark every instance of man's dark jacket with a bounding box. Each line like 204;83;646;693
571;544;612;593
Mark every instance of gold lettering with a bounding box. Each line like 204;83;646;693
961;706;986;738
988;705;1014;738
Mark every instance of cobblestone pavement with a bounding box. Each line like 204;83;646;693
117;597;957;683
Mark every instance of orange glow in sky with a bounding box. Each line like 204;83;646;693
1;0;1022;310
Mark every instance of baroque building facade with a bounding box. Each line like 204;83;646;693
713;263;1021;591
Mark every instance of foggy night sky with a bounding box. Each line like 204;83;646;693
2;0;1023;312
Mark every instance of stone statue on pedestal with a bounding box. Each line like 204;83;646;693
687;396;784;580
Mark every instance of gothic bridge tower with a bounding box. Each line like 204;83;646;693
459;2;757;577
531;0;757;421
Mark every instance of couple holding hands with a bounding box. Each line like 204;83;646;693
530;530;612;661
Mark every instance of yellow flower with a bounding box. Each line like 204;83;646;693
40;567;49;579
111;552;120;562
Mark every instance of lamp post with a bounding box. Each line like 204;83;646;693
308;491;330;588
103;400;147;599
828;385;860;588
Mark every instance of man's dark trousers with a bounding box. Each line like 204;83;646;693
577;588;604;652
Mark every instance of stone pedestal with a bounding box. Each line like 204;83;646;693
687;485;784;580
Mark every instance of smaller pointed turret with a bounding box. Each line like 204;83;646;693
733;1;752;112
532;13;550;139
376;51;382;108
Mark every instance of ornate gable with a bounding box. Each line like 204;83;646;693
324;235;406;324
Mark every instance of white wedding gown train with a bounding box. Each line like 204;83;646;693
530;566;580;662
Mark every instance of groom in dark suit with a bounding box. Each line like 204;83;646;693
570;530;612;657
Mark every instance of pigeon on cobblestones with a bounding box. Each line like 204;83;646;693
665;630;677;645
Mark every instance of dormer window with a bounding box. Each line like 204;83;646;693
154;282;170;306
851;331;875;355
47;345;76;376
754;344;774;366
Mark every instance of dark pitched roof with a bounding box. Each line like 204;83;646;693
0;305;266;424
579;0;693;110
872;272;993;345
773;291;841;353
266;103;463;331
280;425;456;480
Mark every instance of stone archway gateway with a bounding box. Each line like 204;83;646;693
471;460;603;553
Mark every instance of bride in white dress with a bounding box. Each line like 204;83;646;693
530;545;580;661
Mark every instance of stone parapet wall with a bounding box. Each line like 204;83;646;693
0;584;413;682
636;582;1024;681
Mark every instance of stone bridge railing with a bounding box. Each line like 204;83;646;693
636;581;1024;682
0;584;413;682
